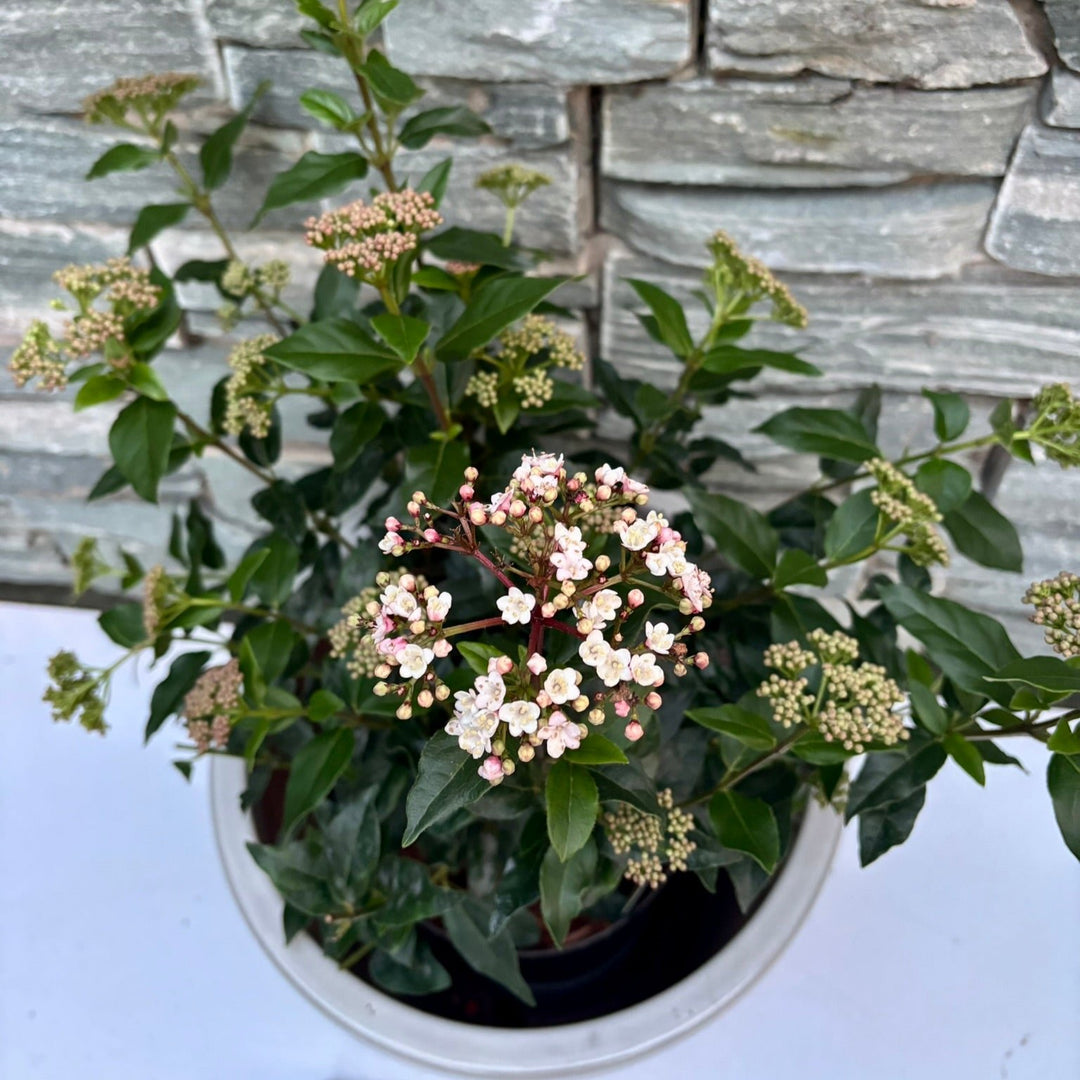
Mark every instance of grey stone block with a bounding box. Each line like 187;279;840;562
601;250;1080;400
601;181;997;279
0;1;219;117
1044;69;1080;129
384;0;694;84
1044;0;1080;73
708;0;1046;88
224;46;577;149
986;123;1080;277
602;78;1036;186
205;0;306;48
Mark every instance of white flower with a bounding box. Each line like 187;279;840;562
645;621;675;654
536;710;581;758
380;584;418;619
499;700;541;736
616;517;660;551
497;586;536;625
426;591;452;622
645;540;688;577
578;629;611;669
457;727;491;759
452;688;481;722
595;463;649;496
554;522;587;555
397;643;434;680
630;652;664;687
590;589;621;622
543;667;581;705
474;670;507;712
680;566;713;613
551;549;592;581
527;653;547;676
596;647;632;688
487;489;512;514
514;452;563;481
378;531;401;554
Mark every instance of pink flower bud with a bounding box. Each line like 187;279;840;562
509;499;527;518
491;510;507;526
614;700;631;718
621;508;637;524
536;690;552;708
407;501;421;517
464;466;479;483
495;655;514;675
567;477;580;492
433;639;452;658
385;516;402;532
690;616;705;632
411;491;426;504
417;689;434;709
541;602;556;619
400;574;416;592
529;506;544;524
645;691;662;710
625;720;644;742
627;589;645;609
459;483;474;500
478;755;505;783
469;504;488;526
596;484;612;502
694;652;709;670
527;653;547;676
423;528;440;543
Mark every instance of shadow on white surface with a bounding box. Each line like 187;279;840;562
1;601;1077;1080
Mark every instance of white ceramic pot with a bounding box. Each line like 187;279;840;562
211;755;842;1077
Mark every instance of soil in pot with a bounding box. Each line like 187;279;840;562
252;773;779;1029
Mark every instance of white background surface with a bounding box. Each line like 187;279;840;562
1;599;1078;1080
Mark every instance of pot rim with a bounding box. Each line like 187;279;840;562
211;755;842;1077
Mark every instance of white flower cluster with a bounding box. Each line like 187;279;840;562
363;452;711;782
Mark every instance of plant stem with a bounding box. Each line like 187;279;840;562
502;206;516;247
963;715;1066;741
681;729;807;809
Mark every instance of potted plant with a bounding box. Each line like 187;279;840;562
11;0;1080;1073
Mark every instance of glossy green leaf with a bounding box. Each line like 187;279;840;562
914;459;972;515
687;488;778;579
545;760;599;862
227;548;270;603
74;374;126;411
252;151;369;225
330;401;385;471
264;319;401;382
128;202;190;253
562;735;628;766
626;279;694;358
86;143;160;180
701;345;820;378
687;705;776;750
247;841;336;917
201;81;268;190
490;814;547;935
922;388;970;442
372;857;462;929
943;491;1023;573
987;656;1080;696
98;602;145;648
247;533;300;608
107;397;176;503
127;362;170;402
455;641;505;676
539;837;597;947
298;88;358;130
1047;753;1080;860
858;786;926;867
943;733;986;785
416;158;452;205
399;106;490;149
845;739;948;820
369;941;450;996
405;438;469;506
402;731;491;846
307;688;346;725
146;651;212;741
708;789;780;873
370;312;429;363
425;226;532;271
360;48;423;107
772;547;828;589
436;275;569;360
443;899;536;1006
282;728;354;836
908;681;949;736
755;407;878;462
823;488;878;563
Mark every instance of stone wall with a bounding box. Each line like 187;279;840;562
3;0;1080;644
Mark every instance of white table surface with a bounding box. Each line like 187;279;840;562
2;599;1078;1080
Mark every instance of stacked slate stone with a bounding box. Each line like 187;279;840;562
1;0;1079;644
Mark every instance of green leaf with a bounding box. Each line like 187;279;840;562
330;401;385;472
86;142;160;180
1048;719;1080;755
914;459;972;515
417;158;452;206
98;602;146;648
146;651;212;741
264;318;401;382
455;641;504;676
74;374;126;411
307;688;345;724
201;81;268;190
1047;753;1080;860
127;362;170;402
426;226;532;271
369;940;450;996
442;900;536;1006
923;389;970;442
908;681;949;736
402;731;491;847
492;393;520;435
943;733;986;786
858;786;926;867
846;740;948;820
370;312;429;363
708;789;780;873
248;533;300;608
295;0;335;27
247;841;336;917
772;548;828;589
354;0;399;33
360;48;423;108
545;761;599;862
252;151;369;225
687;489;778;579
128;202;190;253
563;735;628;766
251;479;308;544
687;705;777;750
823;488;878;563
322;788;380;896
298;88;358;131
243;620;297;685
943;491;1023;573
626;279;694;358
755;407;879;462
987;656;1080;696
227;548;270;603
372;857;461;929
399;106;491;149
281;728;354;836
436;276;569;360
108;397;176;503
405;439;469;506
878;584;1021;703
700;345;821;378
490;814;548;934
539;837;597;947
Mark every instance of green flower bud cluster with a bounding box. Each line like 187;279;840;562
43;651;106;734
759;630;909;753
142;564;169;638
221;259;291;300
1023;571;1080;658
866;458;950;567
83;72;200;126
704;230;809;329
223;334;279;439
604;788;697;889
476;164;551;210
1028;384;1080;468
71;537;111;598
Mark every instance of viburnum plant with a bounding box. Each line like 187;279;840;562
11;0;1080;1007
